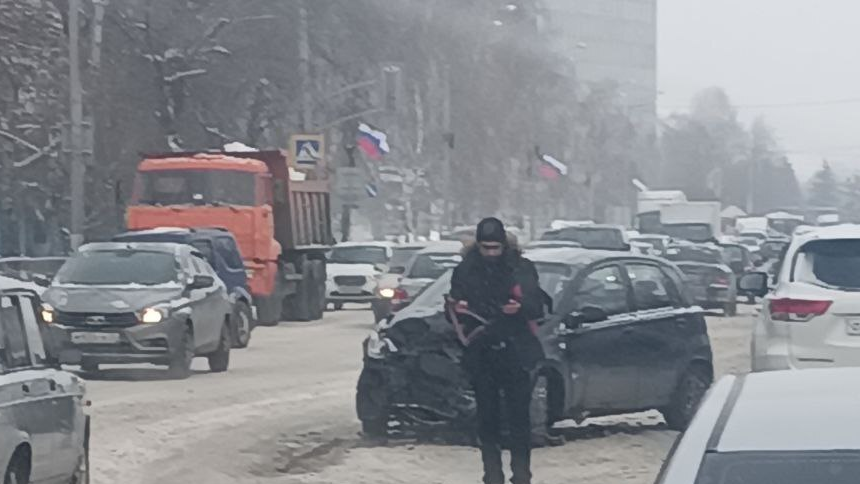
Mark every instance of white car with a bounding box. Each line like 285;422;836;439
326;242;392;310
657;368;860;484
0;284;89;484
743;224;860;371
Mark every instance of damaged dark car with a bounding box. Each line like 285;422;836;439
356;248;714;444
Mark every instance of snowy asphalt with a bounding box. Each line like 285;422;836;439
85;305;757;484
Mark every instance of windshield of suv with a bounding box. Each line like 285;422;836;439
660;223;713;243
56;250;178;286
541;227;626;250
794;239;860;290
329;246;388;265
136;170;256;206
696;451;860;484
406;253;462;279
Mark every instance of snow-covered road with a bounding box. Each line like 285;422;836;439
87;305;756;484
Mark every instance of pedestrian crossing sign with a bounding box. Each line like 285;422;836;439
289;134;325;170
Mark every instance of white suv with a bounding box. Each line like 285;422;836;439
741;224;860;371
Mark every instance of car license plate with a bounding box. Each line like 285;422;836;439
339;286;363;294
846;319;860;335
71;332;120;344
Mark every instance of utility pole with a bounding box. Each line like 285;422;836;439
442;64;453;229
298;0;313;132
69;0;86;250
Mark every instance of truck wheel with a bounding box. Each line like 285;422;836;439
256;295;282;327
286;261;314;322
168;325;195;380
207;321;231;373
311;260;326;320
724;301;738;317
231;302;253;348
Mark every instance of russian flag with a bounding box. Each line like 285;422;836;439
538;154;568;180
357;123;390;160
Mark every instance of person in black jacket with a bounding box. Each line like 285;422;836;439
449;217;544;484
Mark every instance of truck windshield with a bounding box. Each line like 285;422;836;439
541;227;627;250
660;223;713;243
136;170;256;206
329;246;388;265
56;250;178;286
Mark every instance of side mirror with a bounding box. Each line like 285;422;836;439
738;272;768;297
33;274;52;288
374;263;389;273
189;275;215;290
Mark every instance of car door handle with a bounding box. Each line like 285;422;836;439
21;384;30;393
48;380;57;391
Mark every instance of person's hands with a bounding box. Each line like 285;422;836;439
502;299;521;315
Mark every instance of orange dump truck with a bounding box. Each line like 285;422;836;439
126;150;332;324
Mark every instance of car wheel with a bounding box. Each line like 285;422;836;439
333;302;344;311
724;301;738;317
530;375;565;447
70;416;90;484
356;369;388;439
231;302;253;349
3;448;30;484
168;325;195;379
661;365;711;431
207;322;231;373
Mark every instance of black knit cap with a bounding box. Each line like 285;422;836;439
476;217;506;244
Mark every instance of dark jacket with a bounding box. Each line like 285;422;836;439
449;242;545;369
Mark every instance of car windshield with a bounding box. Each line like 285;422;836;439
696;451;860;484
56;250;178;286
329;246;388;265
406;253;462;279
666;245;722;265
389;247;423;271
541;227;626;250
793;239;860;290
135;169;256;206
661;223;713;243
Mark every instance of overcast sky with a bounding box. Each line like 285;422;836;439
658;0;860;181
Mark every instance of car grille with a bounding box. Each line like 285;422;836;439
55;311;139;328
335;275;367;286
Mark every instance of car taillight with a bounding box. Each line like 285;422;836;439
713;275;730;286
391;288;410;311
769;298;832;322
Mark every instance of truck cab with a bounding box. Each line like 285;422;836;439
126;151;332;325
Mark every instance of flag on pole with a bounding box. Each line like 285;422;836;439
357;123;390;160
538;154;568;180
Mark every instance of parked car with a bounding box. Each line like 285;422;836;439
665;243;738;316
0;283;89;484
743;224;860;371
372;241;463;322
0;256;67;287
656;368;860;484
326;242;392;310
112;227;255;348
41;242;233;378
357;248;713;441
539;224;631;251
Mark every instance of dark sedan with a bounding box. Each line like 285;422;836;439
666;243;738;316
356;248;713;443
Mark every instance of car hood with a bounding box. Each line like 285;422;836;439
327;263;379;277
43;285;184;313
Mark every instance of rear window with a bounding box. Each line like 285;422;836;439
696;451;860;484
793;239;860;290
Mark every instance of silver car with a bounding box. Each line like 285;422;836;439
0;284;89;484
41;242;233;379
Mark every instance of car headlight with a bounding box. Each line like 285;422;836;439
379;288;396;299
139;307;167;324
40;304;55;324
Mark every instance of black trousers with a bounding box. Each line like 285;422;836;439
467;340;532;484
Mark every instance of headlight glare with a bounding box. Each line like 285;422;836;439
140;307;165;324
